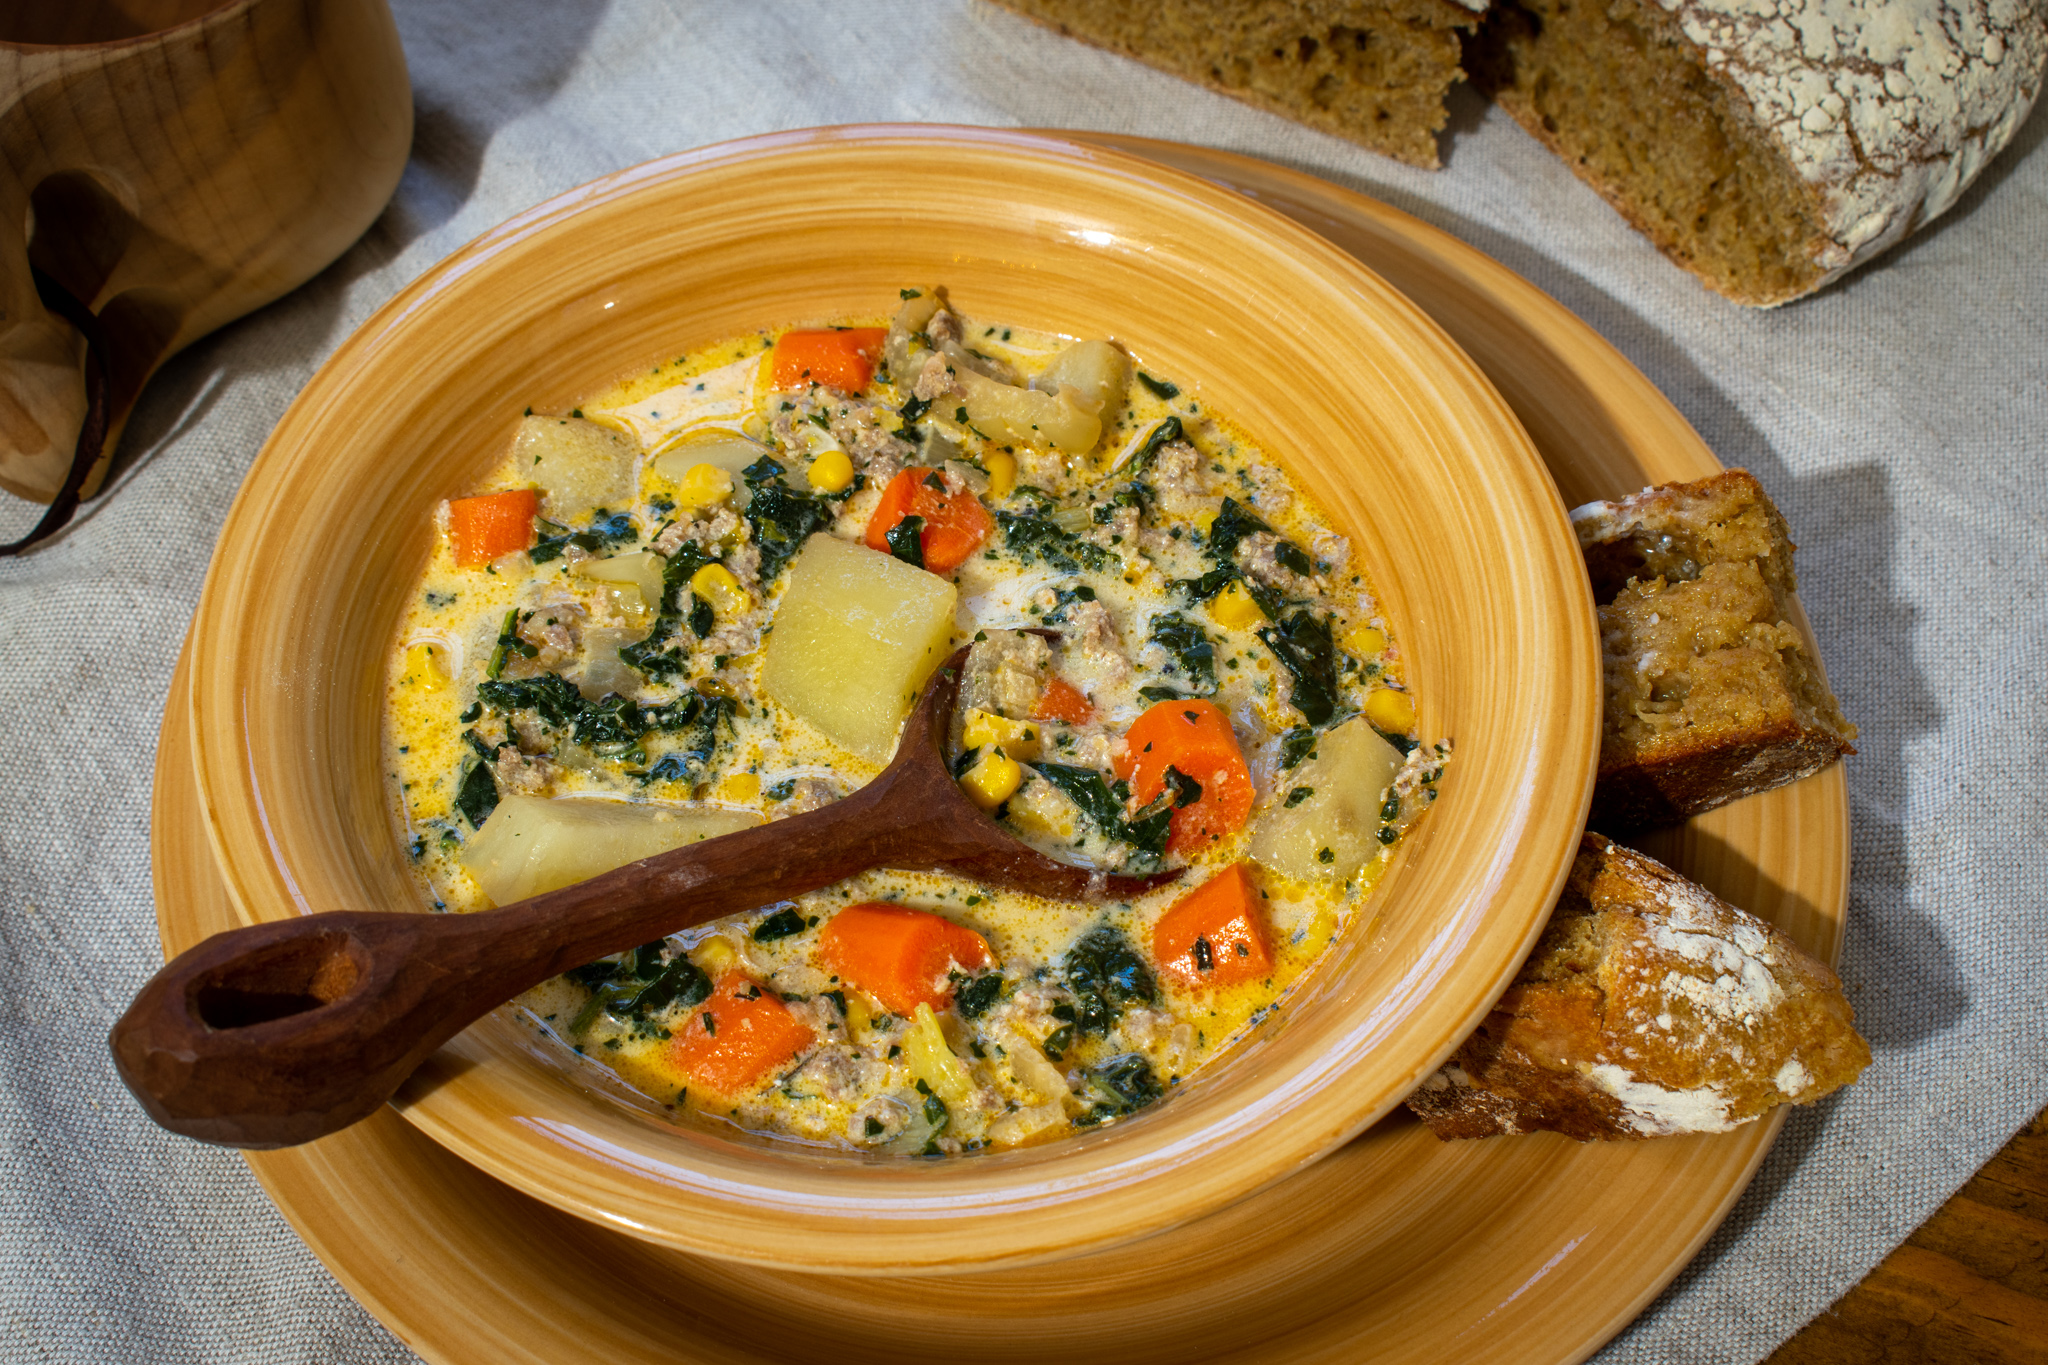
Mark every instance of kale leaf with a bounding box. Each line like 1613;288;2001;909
884;513;926;568
1061;925;1157;1035
1146;612;1216;694
1123;416;1183;475
1075;1052;1163;1125
743;465;833;581
992;511;1113;574
1136;372;1180;400
1257;610;1340;726
454;758;498;829
952;972;1004;1019
1032;763;1128;834
528;511;638;564
620;543;715;679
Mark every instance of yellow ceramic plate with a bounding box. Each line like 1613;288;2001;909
150;139;1847;1365
176;127;1600;1272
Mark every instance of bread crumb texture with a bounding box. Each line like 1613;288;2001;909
1572;469;1856;832
1406;833;1870;1140
1468;0;2048;304
991;0;1484;167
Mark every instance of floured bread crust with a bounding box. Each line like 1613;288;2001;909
1472;0;2048;305
1405;833;1869;1140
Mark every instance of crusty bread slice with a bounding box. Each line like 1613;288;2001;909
990;0;1483;168
1574;469;1856;833
1407;833;1868;1140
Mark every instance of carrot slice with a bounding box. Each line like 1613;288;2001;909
863;467;995;574
1152;862;1272;990
1115;698;1254;856
771;327;887;392
819;902;997;1015
447;489;537;567
668;972;815;1095
1033;676;1093;725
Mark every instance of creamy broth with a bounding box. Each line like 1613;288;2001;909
384;288;1446;1153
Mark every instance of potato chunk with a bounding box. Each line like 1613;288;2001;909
512;415;636;519
762;534;958;762
1035;339;1131;427
1248;717;1403;881
461;795;760;905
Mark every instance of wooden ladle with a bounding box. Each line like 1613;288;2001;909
111;649;1177;1149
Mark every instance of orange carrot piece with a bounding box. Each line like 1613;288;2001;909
863;466;994;574
668;972;815;1095
1115;698;1254;856
1033;676;1093;725
819;902;997;1015
771;327;887;392
447;488;537;567
1152;862;1272;990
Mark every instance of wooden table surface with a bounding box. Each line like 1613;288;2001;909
1767;1106;2048;1364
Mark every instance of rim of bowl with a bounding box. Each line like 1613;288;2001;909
182;125;1600;1273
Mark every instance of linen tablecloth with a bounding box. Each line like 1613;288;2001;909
4;3;2043;1361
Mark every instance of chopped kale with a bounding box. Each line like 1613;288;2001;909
1375;727;1420;756
1073;1053;1163;1127
1136;371;1180;400
952;972;1003;1019
687;594;714;639
1032;763;1127;834
764;777;798;801
619;542;715;679
1286;785;1316;808
485;607;537;679
527;511;637;564
899;394;931;425
1257;610;1339;726
1204;497;1271;563
745;479;834;581
1136;685;1188;703
1278;726;1318;769
885;513;926;568
992;511;1112;574
1123;415;1183;475
1061;925;1157;1036
752;908;806;942
1041;583;1097;624
454;758;498;830
477;673;585;730
1274;539;1316;577
1146;612;1216;694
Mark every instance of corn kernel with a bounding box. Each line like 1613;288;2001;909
718;772;760;803
983;449;1017;497
404;643;450;691
845;992;873;1037
694;936;738;978
961;707;1042;762
807;449;855;493
1365;686;1415;734
960;747;1024;809
674;462;734;508
1192;506;1219;536
1208;578;1266;630
1345;625;1388;658
690;563;749;618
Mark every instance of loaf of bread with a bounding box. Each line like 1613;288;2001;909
1405;833;1869;1140
1468;0;2047;305
994;0;2046;305
1574;469;1856;833
990;0;1485;168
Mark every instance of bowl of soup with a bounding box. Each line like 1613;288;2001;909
180;125;1600;1273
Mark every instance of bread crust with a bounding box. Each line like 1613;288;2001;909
1574;469;1856;833
1406;833;1870;1140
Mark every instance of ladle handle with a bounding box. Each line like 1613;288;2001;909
109;782;921;1149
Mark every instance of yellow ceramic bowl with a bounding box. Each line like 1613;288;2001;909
182;126;1600;1274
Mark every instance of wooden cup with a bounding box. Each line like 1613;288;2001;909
0;0;412;512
